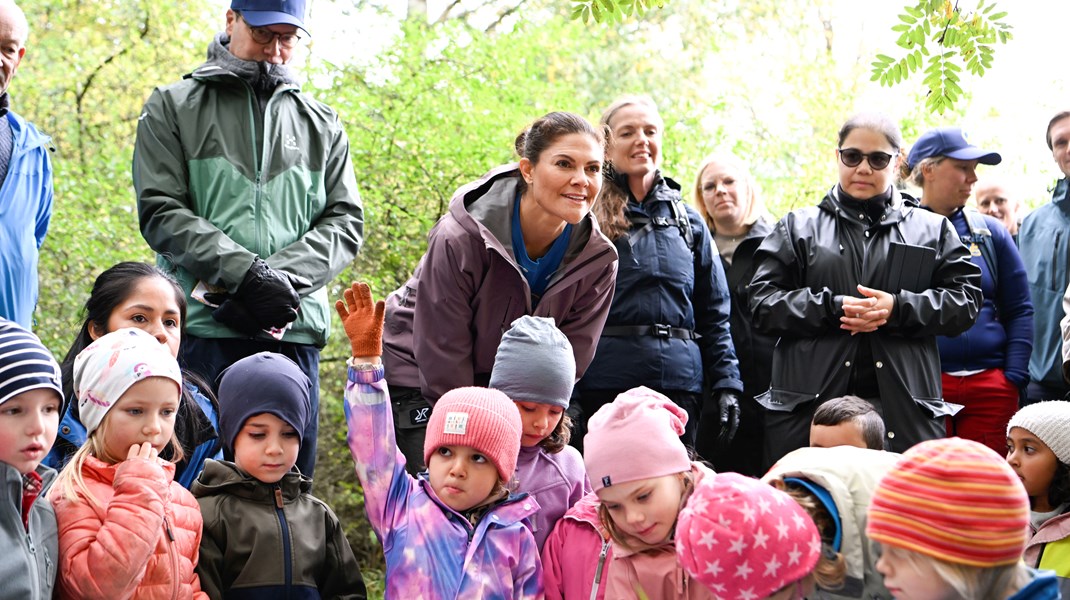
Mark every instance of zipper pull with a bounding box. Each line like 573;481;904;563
274;485;284;509
164;516;175;542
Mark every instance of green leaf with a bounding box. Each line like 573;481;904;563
899;13;918;24
907;52;917;70
892;24;911;32
989;11;1007;20
875;53;895;65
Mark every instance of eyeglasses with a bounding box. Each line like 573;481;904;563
838;148;897;170
239;14;302;49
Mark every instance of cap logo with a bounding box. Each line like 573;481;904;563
443;412;469;435
602;475;612;487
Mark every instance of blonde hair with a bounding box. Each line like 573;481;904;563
770;479;848;591
883;544;1033;600
592;95;663;241
598;470;694;553
900;155;946;188
50;407;184;508
691;153;770;234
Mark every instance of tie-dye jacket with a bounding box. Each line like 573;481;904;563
344;366;544;599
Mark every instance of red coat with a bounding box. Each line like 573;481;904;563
51;456;206;600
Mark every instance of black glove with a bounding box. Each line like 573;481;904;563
234;258;300;329
210;299;261;336
716;390;741;445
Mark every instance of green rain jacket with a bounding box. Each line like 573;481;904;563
134;51;363;347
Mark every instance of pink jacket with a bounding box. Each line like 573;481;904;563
542;463;715;600
50;456;206;600
542;492;611;600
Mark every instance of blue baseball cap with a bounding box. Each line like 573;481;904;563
907;126;1001;169
231;0;309;36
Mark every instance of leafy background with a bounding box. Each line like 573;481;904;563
18;0;1070;595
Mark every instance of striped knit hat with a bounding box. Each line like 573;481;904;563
0;318;62;406
866;437;1029;567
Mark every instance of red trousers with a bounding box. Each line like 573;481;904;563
943;368;1018;457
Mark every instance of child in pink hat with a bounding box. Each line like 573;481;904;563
676;472;822;599
543;386;715;599
337;283;542;599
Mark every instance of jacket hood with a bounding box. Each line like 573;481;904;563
191;459;309;502
763;446;900;595
819;185;917;228
6;110;51;157
448;163;608;278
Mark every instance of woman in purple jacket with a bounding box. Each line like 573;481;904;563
382;112;619;473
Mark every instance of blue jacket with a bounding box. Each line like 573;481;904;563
1011;569;1061;600
43;381;221;489
578;173;742;395
935;209;1033;387
0;110;53;329
1020;179;1070;390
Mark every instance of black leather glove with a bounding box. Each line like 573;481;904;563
234;258;300;329
716;390;741;445
210;298;261;336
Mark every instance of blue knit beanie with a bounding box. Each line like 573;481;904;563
0;318;62;406
217;352;311;452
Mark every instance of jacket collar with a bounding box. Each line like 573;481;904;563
82;454;176;485
821;185;916;228
417;475;540;528
1;461;56;508
190;459;309;502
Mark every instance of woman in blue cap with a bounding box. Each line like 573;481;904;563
903;126;1033;456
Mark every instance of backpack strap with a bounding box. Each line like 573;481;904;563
962;208;998;285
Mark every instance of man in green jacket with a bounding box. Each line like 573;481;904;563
133;0;364;477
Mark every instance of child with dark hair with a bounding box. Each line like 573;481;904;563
810;395;886;450
43;262;221;488
1007;401;1070;594
489;315;590;550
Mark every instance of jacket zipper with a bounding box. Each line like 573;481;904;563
588;538;610;600
274;485;294;597
164;515;180;600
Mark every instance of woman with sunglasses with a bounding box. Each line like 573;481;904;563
749;112;981;465
905;127;1032;456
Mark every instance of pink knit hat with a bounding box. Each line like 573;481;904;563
423;387;522;482
866;437;1029;567
676;473;821;597
583;386;691;492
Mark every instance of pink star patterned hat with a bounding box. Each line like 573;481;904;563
675;472;821;598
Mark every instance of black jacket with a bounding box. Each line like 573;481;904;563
725;216;777;403
749;187;981;451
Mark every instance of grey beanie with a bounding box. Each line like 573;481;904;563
489;316;575;408
1008;400;1070;465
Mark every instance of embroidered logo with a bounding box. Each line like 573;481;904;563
410;406;430;425
284;134;299;151
443;412;469;435
602;475;612;488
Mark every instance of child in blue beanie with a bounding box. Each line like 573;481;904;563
191;352;366;599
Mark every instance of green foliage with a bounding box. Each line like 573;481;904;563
570;0;1012;114
870;0;1011;114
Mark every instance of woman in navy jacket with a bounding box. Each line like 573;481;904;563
576;96;743;451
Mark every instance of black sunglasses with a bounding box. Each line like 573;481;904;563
838;148;897;170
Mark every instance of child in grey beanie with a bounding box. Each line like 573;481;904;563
489;316;590;549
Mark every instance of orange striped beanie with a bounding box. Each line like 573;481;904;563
865;437;1029;567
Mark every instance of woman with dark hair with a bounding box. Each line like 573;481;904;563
42;262;221;488
749;112;981;463
382;111;619;473
575;95;742;453
691;153;775;474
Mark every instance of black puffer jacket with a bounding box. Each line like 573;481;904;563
749;187;981;453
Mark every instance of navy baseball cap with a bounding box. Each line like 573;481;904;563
231;0;309;36
907;126;1001;169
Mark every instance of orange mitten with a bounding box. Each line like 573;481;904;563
335;282;385;358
